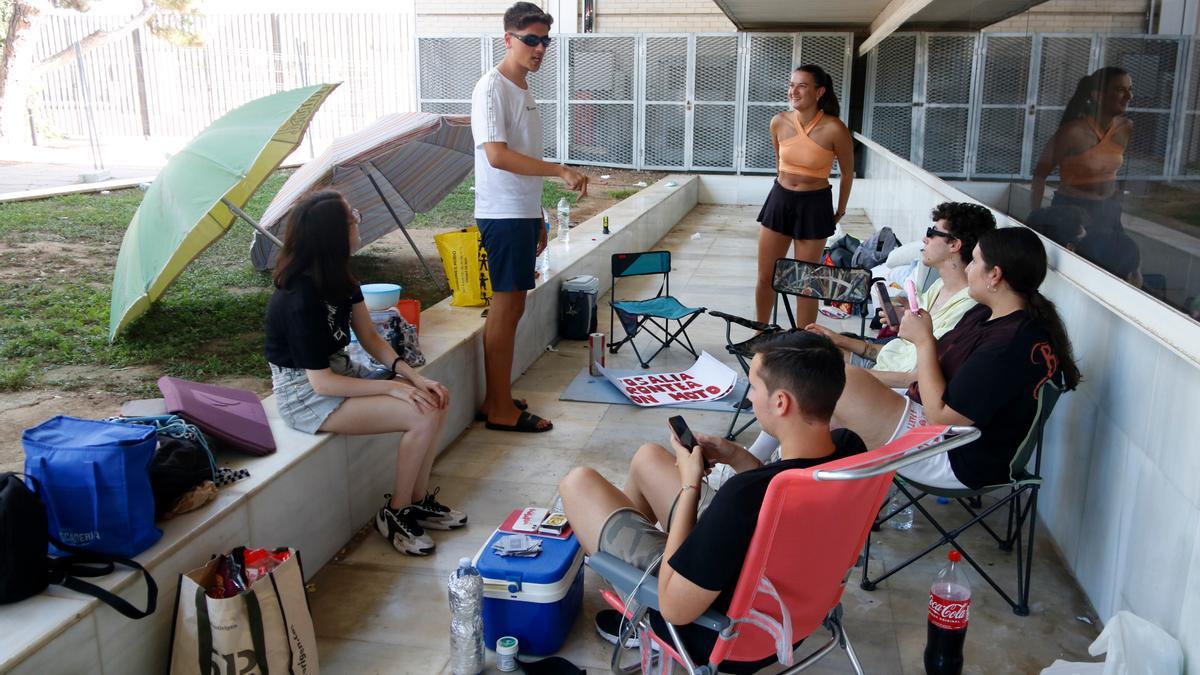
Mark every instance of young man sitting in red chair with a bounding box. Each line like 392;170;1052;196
559;330;866;670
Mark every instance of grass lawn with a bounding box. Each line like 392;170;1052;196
0;172;580;395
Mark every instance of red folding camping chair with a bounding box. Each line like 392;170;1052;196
586;425;980;675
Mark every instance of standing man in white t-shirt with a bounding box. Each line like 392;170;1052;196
472;2;589;433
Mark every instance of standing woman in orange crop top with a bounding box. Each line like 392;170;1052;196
756;64;855;328
1031;67;1132;240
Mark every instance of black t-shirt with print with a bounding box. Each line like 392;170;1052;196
652;429;867;670
263;275;363;369
906;304;1059;489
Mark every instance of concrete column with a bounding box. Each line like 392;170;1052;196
1158;0;1200;34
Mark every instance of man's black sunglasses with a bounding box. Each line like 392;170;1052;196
926;226;957;240
509;32;552;48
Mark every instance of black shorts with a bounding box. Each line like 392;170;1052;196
1050;191;1125;239
757;181;835;241
477;217;540;292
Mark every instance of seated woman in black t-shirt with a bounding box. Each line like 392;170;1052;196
263;190;462;557
826;227;1081;490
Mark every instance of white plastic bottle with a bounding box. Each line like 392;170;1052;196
448;557;484;675
346;332;367;365
885;486;914;531
556;197;571;245
536;208;551;275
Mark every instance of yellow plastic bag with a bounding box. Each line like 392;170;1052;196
434;226;492;307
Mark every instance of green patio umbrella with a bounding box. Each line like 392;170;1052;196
108;83;339;341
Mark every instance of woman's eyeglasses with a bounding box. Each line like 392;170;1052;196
509;33;552;48
925;226;956;240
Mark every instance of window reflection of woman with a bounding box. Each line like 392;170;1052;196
756;64;855;329
1031;67;1133;240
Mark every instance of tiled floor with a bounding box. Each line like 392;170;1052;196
307;205;1102;674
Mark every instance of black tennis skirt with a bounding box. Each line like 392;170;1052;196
757;181;835;240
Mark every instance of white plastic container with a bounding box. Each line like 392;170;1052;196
495;636;519;672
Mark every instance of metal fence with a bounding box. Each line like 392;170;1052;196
416;32;854;173
31;11;417;151
864;31;1200;181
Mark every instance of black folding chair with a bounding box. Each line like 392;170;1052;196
860;380;1063;616
608;251;706;368
709;257;873;439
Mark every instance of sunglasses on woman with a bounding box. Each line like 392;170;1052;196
509;32;552;48
926;226;956;240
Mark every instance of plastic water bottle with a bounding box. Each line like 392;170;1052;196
885;487;914;531
925;550;971;675
346;332;367;365
536;209;551;275
556;197;571;245
448;557;484;675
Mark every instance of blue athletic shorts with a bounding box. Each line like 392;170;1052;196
477;217;540;292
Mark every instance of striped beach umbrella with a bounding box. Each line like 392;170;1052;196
250;113;475;286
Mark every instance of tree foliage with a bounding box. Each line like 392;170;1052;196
0;0;201;140
0;0;12;52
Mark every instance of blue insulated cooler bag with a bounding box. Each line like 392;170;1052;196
23;416;162;557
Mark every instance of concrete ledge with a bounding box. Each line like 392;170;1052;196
0;175;699;674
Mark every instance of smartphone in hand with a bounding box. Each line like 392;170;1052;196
874;281;900;326
667;415;697;450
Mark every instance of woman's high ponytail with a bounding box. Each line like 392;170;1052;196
796;64;840;118
977;228;1082;391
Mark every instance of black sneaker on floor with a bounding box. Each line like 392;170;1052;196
375;494;435;555
409;486;467;530
595;609;646;649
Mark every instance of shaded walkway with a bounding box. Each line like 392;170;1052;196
308;205;1099;674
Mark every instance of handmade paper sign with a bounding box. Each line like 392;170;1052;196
597;351;738;407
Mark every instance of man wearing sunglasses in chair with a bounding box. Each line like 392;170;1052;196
559;331;866;672
471;2;590;434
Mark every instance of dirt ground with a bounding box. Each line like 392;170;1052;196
0;167;667;472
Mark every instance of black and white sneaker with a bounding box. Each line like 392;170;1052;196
595;609;654;649
409;487;467;530
375;495;435;556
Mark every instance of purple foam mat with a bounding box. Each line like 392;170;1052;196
157;376;276;456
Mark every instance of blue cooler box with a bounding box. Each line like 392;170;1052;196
472;529;585;655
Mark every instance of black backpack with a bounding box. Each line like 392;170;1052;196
150;436;216;517
0;472;157;617
111;415;216;516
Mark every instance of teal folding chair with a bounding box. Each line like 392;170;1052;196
609;251;706;368
860;380;1063;616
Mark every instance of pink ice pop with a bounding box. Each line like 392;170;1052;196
904;279;920;312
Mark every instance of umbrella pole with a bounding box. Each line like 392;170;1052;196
221;198;284;247
361;169;447;291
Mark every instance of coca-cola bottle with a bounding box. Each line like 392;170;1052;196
924;549;970;675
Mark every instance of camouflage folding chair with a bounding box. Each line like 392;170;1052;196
709;258;873;439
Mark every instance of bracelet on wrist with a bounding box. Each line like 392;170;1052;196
390;356;403;376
